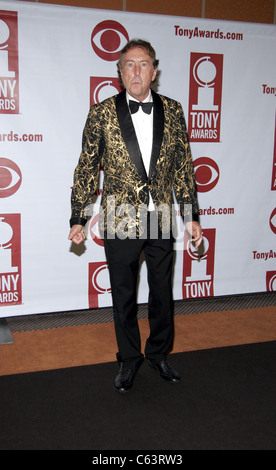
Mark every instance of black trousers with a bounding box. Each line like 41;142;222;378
104;220;174;369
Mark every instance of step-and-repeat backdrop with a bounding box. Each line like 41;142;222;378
0;1;275;317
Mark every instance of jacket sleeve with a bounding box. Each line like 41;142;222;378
70;106;104;227
172;101;199;222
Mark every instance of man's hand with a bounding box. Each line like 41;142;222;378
185;221;203;249
68;224;86;245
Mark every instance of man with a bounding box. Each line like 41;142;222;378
69;39;202;393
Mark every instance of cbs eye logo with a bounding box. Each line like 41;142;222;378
193;157;219;192
0;157;22;198
91;20;129;61
269;208;276;235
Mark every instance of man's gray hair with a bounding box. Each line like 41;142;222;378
117;39;159;73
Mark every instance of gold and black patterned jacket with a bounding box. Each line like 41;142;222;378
70;89;199;237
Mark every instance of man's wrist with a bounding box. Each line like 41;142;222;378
70;217;87;227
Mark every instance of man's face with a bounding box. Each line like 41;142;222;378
120;46;157;102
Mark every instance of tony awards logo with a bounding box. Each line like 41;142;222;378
88;262;111;308
182;228;216;299
188;53;223;142
0;215;21;305
0;11;19;114
271;114;276;191
192;56;218;111
90;77;122;106
266;271;276;291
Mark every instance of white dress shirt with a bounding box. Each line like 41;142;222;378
127;91;155;211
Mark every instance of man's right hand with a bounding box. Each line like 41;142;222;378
68;224;86;245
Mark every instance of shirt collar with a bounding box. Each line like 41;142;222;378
126;90;152;104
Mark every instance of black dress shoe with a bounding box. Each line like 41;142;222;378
147;358;181;383
114;359;143;393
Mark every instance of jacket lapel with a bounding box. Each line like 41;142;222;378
149;90;164;179
115;89;164;182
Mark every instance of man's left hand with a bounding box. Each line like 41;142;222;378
185;221;203;249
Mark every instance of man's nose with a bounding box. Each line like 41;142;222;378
134;64;140;75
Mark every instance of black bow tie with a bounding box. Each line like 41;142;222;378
129;100;153;115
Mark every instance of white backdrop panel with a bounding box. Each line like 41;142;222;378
0;1;275;316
